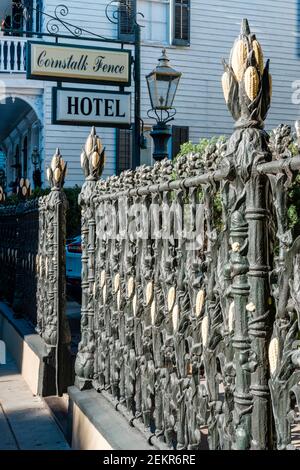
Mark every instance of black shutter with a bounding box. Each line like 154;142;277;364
36;0;43;33
173;0;190;46
118;0;136;41
116;128;133;174
172;126;189;159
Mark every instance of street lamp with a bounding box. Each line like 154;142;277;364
31;146;42;188
146;49;181;161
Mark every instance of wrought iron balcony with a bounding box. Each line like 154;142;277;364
0;36;27;73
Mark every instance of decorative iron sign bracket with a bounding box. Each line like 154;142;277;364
9;1;143;164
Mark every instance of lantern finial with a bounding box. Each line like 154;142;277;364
158;49;169;67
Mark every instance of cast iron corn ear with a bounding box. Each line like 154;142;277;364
244;65;259;101
252;39;264;74
269;73;272;98
91;151;100;169
231;39;248;81
221;71;230;103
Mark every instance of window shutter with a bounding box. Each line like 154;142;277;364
173;0;190;46
36;0;43;33
116;129;133;174
172;126;189;159
118;0;136;41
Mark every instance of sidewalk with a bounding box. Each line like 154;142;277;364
0;352;70;450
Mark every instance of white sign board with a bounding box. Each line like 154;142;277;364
27;42;131;86
52;88;131;128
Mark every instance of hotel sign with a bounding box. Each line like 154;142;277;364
27;41;131;86
52;88;131;128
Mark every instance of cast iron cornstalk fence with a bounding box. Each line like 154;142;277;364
0;152;72;396
75;19;300;450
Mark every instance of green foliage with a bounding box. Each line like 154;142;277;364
174;135;300;239
175;136;226;160
213;191;223;232
3;185;81;239
64;186;81;238
288;174;300;237
4;187;50;205
174;136;226;232
289;142;298;157
30;187;51;198
3;193;19;206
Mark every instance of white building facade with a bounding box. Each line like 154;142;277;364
0;0;299;191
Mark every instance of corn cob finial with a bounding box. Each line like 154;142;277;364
47;148;67;189
81;127;106;180
221;18;272;127
17;177;31;199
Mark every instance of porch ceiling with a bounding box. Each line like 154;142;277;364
0;97;32;143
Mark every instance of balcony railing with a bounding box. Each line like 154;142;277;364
0;36;27;73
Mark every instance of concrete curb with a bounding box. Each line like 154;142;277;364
0;302;55;396
68;386;155;450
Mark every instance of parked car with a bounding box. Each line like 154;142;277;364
66;235;82;289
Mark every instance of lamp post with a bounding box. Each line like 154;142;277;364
31;146;42;188
146;49;181;161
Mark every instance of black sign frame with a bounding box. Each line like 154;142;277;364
27;41;132;87
52;87;132;129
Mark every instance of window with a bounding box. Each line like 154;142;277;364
118;0;136;41
171;125;189;159
172;0;190;46
1;1;42;36
12;145;21;180
138;0;190;46
116;128;133;174
22;136;28;177
139;0;169;43
11;0;23;35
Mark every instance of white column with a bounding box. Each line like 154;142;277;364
20;40;25;72
6;39;11;72
13;40;18;71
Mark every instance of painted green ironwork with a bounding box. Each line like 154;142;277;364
74;19;300;449
0;154;71;396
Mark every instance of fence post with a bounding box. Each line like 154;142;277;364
75;127;105;390
44;149;71;396
12;179;32;315
222;19;273;448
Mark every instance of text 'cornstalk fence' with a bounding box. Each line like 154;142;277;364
0;151;72;396
74;19;300;450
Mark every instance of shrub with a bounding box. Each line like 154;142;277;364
175;136;226;160
64;186;81;238
4;185;81;239
176;136;300;238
